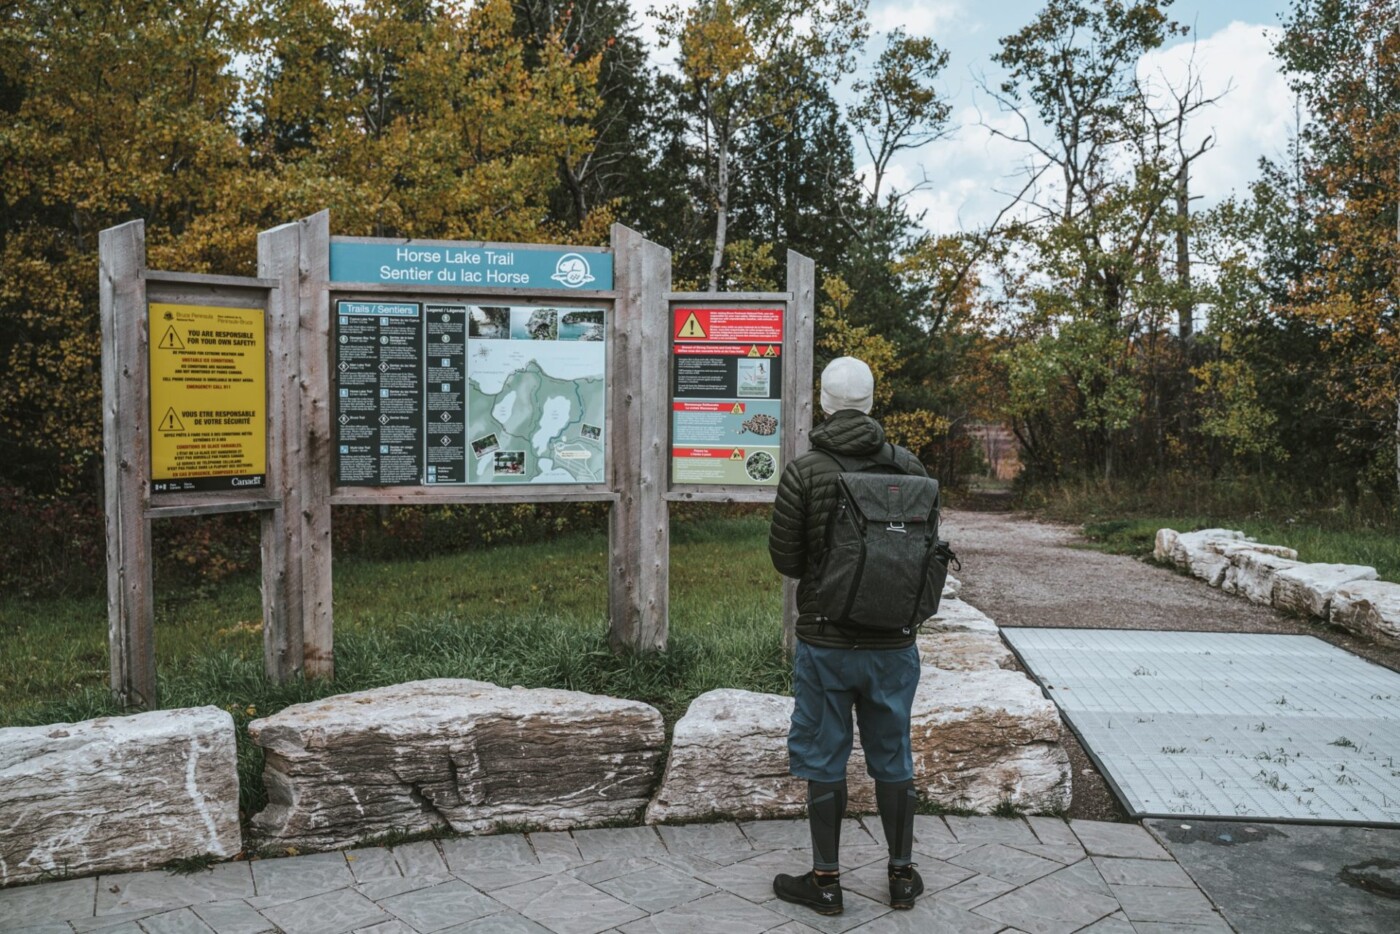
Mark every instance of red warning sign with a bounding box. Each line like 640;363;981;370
673;342;781;357
674;402;745;412
673;307;783;342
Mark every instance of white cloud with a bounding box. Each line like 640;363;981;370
1136;21;1294;203
868;0;963;38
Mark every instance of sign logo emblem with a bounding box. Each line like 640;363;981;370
551;252;595;289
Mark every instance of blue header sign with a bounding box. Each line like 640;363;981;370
329;240;613;291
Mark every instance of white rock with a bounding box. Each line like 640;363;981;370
0;707;240;886
919;599;1012;670
1224;550;1304;605
646;670;1069;823
1272;563;1377;618
643;689;877;824
249;679;664;849
1169;529;1248;584
942;575;961;598
1330;581;1400;648
1153;528;1180;564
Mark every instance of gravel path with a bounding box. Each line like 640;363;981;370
941;507;1400;822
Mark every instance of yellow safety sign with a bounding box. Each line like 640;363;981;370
731;402;745;414
678;312;707;339
747;345;761;357
730;448;745;460
763;344;778;357
149;303;266;493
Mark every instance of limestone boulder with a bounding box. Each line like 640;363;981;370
249;679;664;849
919;598;1013;671
943;575;962;599
1168;529;1248;584
1222;550;1304;605
643;689;876;825
646;670;1069;824
0;707;240;886
1153;528;1179;564
1330;581;1400;648
1272;563;1377;619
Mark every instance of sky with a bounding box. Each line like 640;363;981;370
640;0;1298;236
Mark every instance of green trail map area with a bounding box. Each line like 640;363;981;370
466;336;605;484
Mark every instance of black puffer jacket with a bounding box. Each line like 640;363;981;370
768;410;928;649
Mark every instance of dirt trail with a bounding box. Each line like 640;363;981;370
940;508;1400;821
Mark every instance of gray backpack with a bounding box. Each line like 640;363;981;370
808;445;952;634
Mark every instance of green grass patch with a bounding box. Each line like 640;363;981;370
0;514;791;833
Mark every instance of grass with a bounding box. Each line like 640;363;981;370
0;514;791;834
1019;475;1400;581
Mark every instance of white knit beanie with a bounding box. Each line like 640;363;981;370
820;356;874;415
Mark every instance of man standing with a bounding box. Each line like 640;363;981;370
768;356;926;915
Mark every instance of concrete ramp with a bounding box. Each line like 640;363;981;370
1002;628;1400;825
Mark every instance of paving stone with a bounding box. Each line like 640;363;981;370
931;873;1016;909
0;876;97;923
0;923;76;934
491;873;644;934
840;858;973;904
1077;912;1135;934
766;924;825;934
1026;817;1079;847
617;892;791;934
911;815;956;845
345;849;402;884
191;900;276;934
378;879;501;932
1071;821;1170;860
77;924;142;934
436;910;552;934
568;858;657;885
96;863;254;914
390;842;448;879
447;866;548;893
655;823;754;865
736;818;809;851
845;896;1004;934
70;910;161;931
439;835;538;873
970;862;1122;934
572;827;665;863
136;907;215;934
355;875;452;902
593;865;716;913
947;844;1062;886
691;848;802;903
353;921;417;934
1130;922;1234;934
526;833;584;870
259;889;389;934
248;853;353;908
762;890;890;934
911;842;977;862
1092;856;1194;888
1005;844;1084;865
943;817;1037;846
837;843;890;870
1109;883;1225;927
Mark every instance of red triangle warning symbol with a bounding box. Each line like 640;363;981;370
158;408;185;432
158;325;185;350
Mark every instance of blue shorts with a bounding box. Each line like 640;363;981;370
787;640;921;784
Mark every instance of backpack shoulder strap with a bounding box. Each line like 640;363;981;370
817;443;901;475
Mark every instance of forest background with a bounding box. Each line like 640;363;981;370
1;0;1396;598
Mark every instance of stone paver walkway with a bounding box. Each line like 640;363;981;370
0;816;1233;934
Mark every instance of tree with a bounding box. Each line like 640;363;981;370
655;0;867;290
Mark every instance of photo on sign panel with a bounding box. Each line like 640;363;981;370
745;451;776;481
737;359;771;397
493;450;526;475
580;423;601;441
471;433;500;458
469;306;510;339
559;309;605;341
511;307;558;341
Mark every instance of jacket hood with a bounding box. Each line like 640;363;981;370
809;410;886;457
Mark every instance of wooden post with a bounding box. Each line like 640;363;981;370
257;222;306;682
100;221;157;708
299;213;335;677
608;224;671;652
781;251;816;655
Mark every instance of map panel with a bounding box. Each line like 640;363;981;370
466;305;606;484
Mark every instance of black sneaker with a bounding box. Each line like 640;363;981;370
889;863;923;909
773;870;844;915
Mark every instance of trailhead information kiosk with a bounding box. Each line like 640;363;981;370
101;214;813;707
